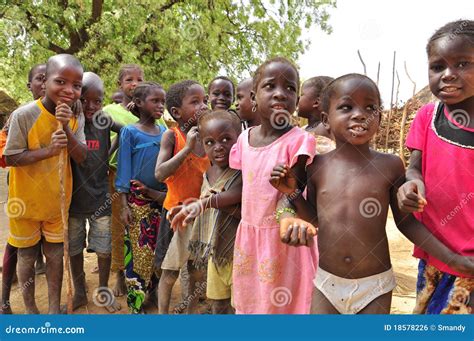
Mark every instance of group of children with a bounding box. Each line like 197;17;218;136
0;19;473;315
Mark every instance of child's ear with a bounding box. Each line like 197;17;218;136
26;82;32;91
135;98;143;108
321;111;330;129
312;99;320;110
171;107;181;119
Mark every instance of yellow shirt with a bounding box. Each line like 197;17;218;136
4;100;85;221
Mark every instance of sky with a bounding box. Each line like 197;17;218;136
298;0;474;106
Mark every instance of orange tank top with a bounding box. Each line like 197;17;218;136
163;127;210;210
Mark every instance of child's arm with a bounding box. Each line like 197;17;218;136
5;130;67;166
110;120;124;134
397;150;427;212
109;136;119;157
155;127;198;182
120;193;132;226
56;102;87;164
390;157;474;276
130;179;166;205
169;176;242;230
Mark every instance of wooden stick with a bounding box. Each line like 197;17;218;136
57;121;73;314
357;50;367;75
384;51;396;151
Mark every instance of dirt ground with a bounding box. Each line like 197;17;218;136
0;167;417;314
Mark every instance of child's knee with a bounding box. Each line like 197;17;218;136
18;244;40;260
43;242;64;261
96;252;111;259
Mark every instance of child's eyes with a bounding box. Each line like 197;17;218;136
222;137;228;143
338;105;351;111
205;140;213;146
458;61;470;68
74;84;82;90
430;64;444;72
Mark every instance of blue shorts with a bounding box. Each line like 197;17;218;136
68;215;112;257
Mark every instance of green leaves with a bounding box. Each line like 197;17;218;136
0;0;335;104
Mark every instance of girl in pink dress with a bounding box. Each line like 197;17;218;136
229;57;317;314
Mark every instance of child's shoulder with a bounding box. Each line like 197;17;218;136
11;100;41;118
371;150;405;177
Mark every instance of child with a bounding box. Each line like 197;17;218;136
104;64;166;297
115;81;168;314
271;73;474;314
397;20;474;314
236;78;261;129
228;57;317;314
169;110;242;314
111;90;123;104
154;80;210;314
298;76;335;154
68;72;122;313
1;63;46;314
208;76;234;111
3;54;87;314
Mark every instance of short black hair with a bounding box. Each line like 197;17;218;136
198;109;242;135
118;64;143;82
82;72;104;95
426;19;474;55
129;81;164;116
252;57;300;93
208;76;235;97
165;80;200;116
28;63;46;82
320;73;381;113
45;54;83;78
302;76;334;98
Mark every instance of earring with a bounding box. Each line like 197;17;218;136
252;103;257;113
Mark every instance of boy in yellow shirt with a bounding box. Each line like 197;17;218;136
4;54;87;314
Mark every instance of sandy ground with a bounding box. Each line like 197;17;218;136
0;167;417;314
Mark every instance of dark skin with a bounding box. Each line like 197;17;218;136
5;56;88;314
236;78;261;127
155;84;208;314
272;77;474;314
169;117;242;314
298;82;332;139
70;72;121;313
1;65;47;314
397;36;474;310
209;79;234;111
118;69;143;109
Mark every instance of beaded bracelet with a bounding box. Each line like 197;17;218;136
275;207;296;223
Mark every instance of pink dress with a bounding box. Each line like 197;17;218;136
229;127;318;314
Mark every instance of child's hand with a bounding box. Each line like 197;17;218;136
55;101;74;128
168;202;201;231
185;126;199;151
280;217;317;247
131;179;150;198
450;255;474;277
49;129;68;155
397;179;427;213
121;206;132;226
270;164;298;194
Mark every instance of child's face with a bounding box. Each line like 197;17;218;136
428;36;474;106
140;88;166;120
81;87;104;122
209;79;233;110
111;91;123;104
44;65;83;107
28;65;46;100
297;83;318;120
254;61;298;123
119;69;144;99
200;118;239;168
326;78;381;145
236;80;253;121
175;84;208;125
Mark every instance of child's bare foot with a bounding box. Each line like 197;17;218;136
1;303;13;314
113;271;127;297
25;305;40;314
72;292;88;311
143;288;158;313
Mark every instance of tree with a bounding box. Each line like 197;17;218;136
0;0;335;103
